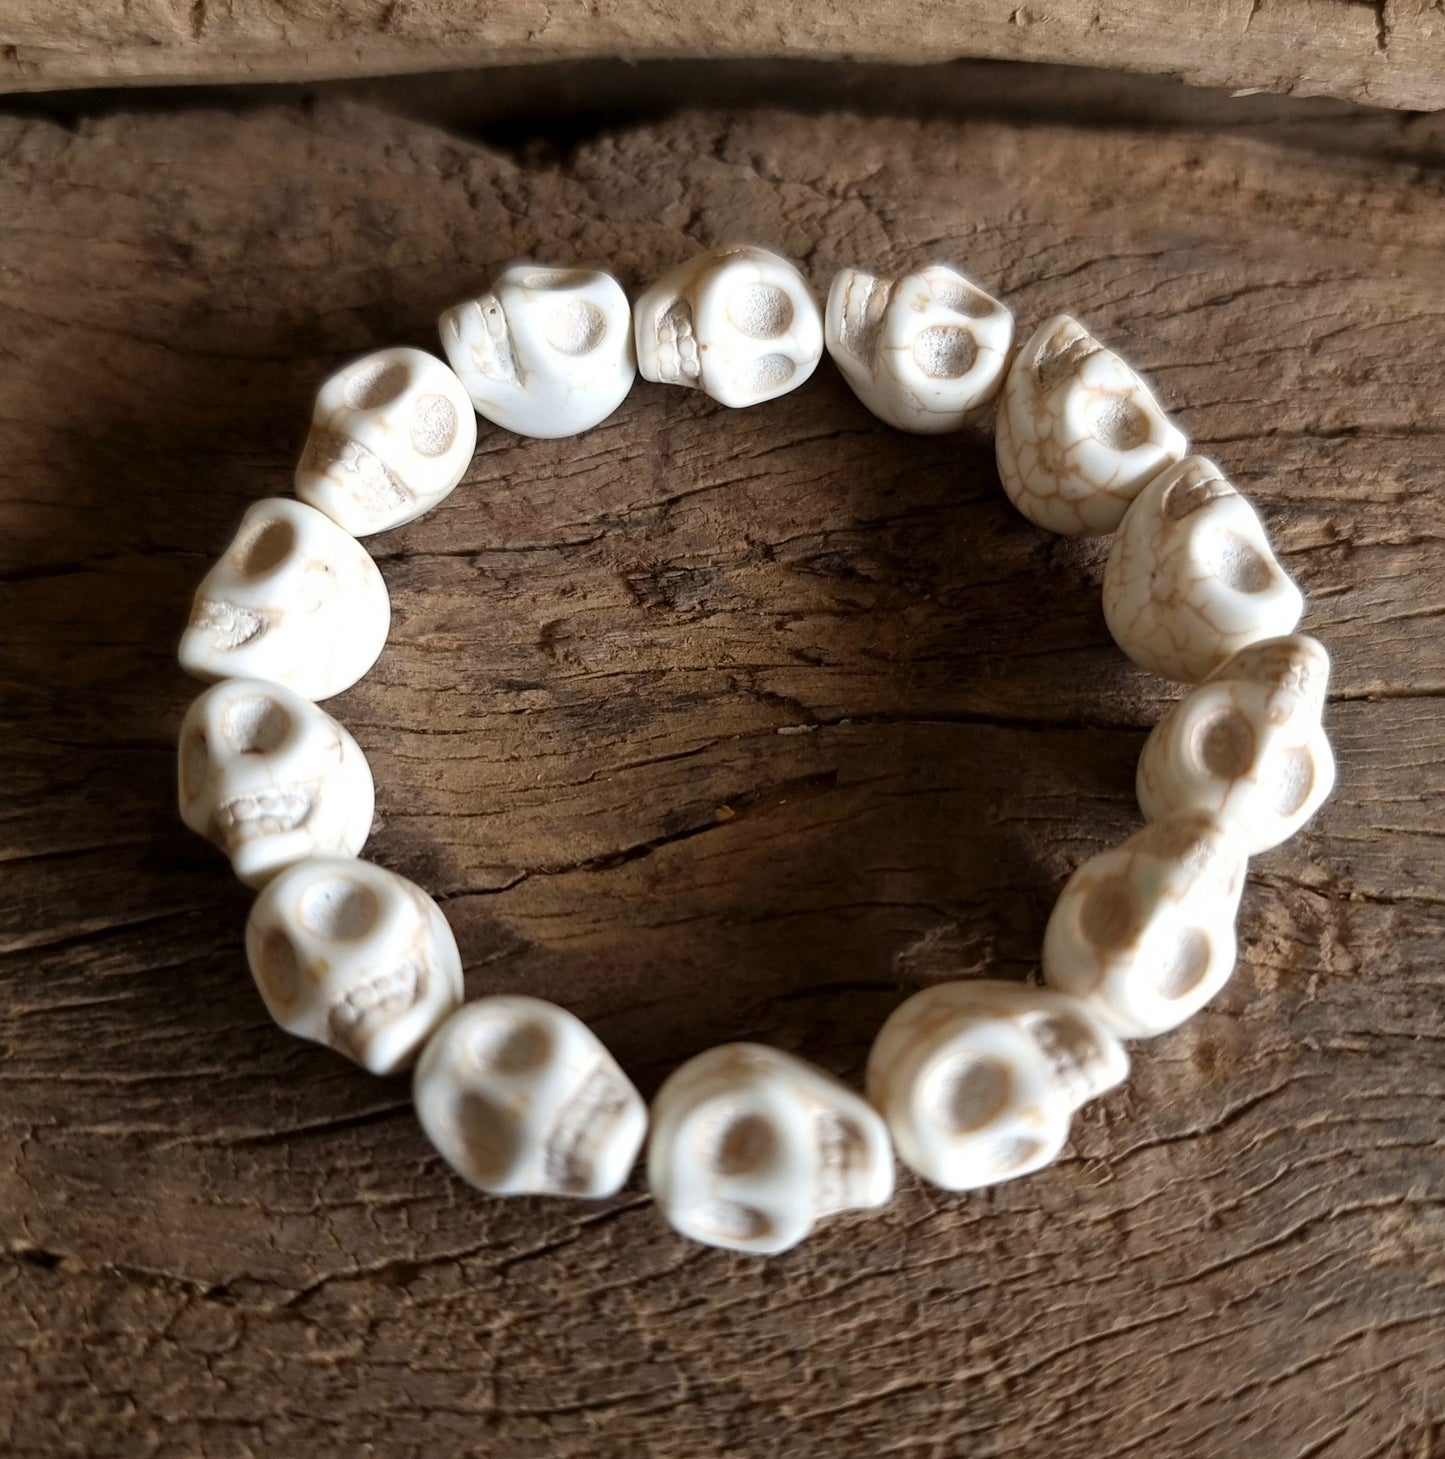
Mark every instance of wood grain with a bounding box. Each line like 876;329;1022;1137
0;81;1442;1457
2;0;1445;111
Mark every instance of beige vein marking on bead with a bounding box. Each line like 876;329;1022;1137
1103;455;1305;682
995;314;1187;536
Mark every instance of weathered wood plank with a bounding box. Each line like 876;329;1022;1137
1;0;1443;111
0;88;1442;1457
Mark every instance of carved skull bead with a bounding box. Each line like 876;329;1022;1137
178;679;374;888
246;856;463;1075
648;1044;894;1254
1103;456;1304;682
1137;633;1335;854
996;315;1187;536
414;996;647;1199
294;346;476;537
1042;813;1250;1038
866;980;1128;1192
825;263;1014;432
178;497;390;701
439;265;636;438
634;246;824;408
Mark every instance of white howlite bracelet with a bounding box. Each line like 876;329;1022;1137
176;245;1336;1256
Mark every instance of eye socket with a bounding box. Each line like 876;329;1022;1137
467;1017;554;1075
522;268;589;290
1079;875;1144;954
713;1111;777;1176
1274;746;1316;816
240;518;296;578
1154;927;1212;1000
925;1054;1013;1134
221;694;292;755
255;927;304;1006
297;875;381;941
1194;708;1258;780
989;1135;1045;1174
409;394;459;457
455;1089;519;1185
690;1198;773;1245
925;273;993;318
912;325;977;381
544;299;607;356
1211;531;1275;593
741;354;794;394
1024;1012;1104;1091
344;358;410;410
1089;393;1149;451
727;283;794;340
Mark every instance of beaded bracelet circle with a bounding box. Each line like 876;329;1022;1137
176;246;1335;1256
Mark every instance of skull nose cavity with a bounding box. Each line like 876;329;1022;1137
912;324;977;381
240;517;296;578
1196;708;1258;779
344;357;410;409
1089;393;1150;451
469;1018;553;1075
727;283;794;339
545;299;607;355
299;875;381;941
222;694;292;754
714;1110;776;1175
927;1054;1013;1134
409;394;459;457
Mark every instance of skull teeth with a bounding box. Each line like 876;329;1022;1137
542;1064;628;1194
655;301;701;386
191;600;266;651
303;430;412;508
217;785;316;844
327;958;429;1060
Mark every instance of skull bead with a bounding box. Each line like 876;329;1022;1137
633;246;824;408
1103;456;1304;682
1137;633;1335;854
414;996;647;1199
996;315;1187;536
1042;813;1249;1038
825;263;1014;432
178;497;390;701
178;679;374;888
866;980;1128;1192
439;265;636;438
295;346;476;537
648;1044;894;1254
246;856;463;1075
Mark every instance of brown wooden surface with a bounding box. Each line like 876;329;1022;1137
3;0;1445;111
1;74;1443;1458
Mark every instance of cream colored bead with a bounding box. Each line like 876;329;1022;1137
178;679;374;888
178;497;389;701
246;856;463;1075
1042;813;1249;1038
824;264;1014;432
634;245;823;408
648;1043;893;1254
1138;633;1335;854
866;980;1127;1192
439;264;635;438
1103;456;1304;682
295;346;476;536
414;996;646;1199
995;315;1187;536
